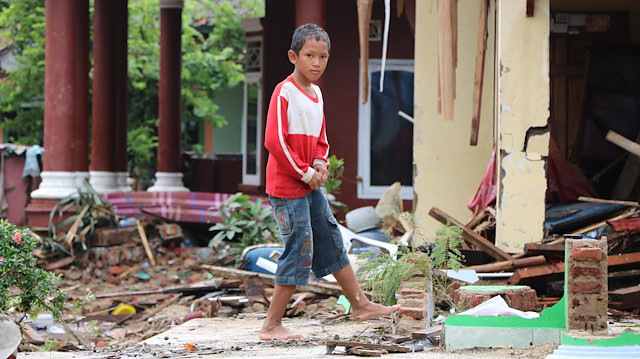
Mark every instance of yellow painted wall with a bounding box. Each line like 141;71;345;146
494;0;550;252
413;0;496;242
551;0;640;42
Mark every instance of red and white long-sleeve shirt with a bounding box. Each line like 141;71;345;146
264;75;330;199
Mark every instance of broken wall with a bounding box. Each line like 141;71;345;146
413;0;496;240
494;0;550;252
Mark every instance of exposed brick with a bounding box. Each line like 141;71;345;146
572;266;601;278
398;307;424;320
572;247;602;261
572;281;601;294
571;298;581;308
398;288;426;296
506;292;524;311
470;295;485;308
524;289;538;312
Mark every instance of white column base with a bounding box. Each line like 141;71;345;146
30;171;79;199
75;171;90;189
89;171;120;194
117;172;132;192
147;172;189;192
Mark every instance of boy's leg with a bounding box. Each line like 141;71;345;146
308;190;400;321
260;284;307;340
261;195;313;340
332;264;400;322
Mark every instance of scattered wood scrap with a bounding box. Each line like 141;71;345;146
319;339;411;354
429;206;513;261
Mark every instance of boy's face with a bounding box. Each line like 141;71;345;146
288;37;330;84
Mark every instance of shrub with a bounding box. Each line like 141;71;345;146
0;219;66;319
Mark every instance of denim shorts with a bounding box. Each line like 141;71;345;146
269;189;350;286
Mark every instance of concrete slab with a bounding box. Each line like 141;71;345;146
444;326;562;351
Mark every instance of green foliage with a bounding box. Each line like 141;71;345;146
0;219;67;318
0;0;262;173
48;180;118;255
324;155;348;214
431;222;464;270
127;126;158;182
357;247;431;306
209;192;281;263
430;222;464;309
0;0;46;144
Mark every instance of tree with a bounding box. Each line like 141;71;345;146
0;0;264;161
0;0;46;145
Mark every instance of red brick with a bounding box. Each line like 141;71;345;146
572;282;601;294
398;288;426;296
524;290;538;311
572;266;601;278
572;247;602;261
398;307;424;320
506;292;524;311
470;295;485;308
571;298;580;308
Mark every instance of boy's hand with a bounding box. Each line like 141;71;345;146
308;171;324;191
313;164;329;184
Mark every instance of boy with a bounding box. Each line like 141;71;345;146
260;23;400;341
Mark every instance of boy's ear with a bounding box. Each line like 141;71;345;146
287;49;297;64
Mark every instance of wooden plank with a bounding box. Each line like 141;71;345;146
609;286;640;310
438;0;455;121
412;324;443;340
470;0;489;145
606;130;640;159
136;219;156;266
524;243;565;258
203;264;345;297
508;262;565;285
608;252;640;270
577;196;639;207
319;339;411;353
465;255;547;273
429;207;513;261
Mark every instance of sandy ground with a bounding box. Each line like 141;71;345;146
17;313;558;359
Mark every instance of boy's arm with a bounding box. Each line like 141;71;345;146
264;93;317;183
312;114;330;172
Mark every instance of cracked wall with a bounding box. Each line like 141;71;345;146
414;0;550;252
413;0;496;239
495;0;550;253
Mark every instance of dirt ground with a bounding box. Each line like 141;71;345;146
17;314;558;359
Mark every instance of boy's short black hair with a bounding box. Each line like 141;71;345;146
290;23;331;55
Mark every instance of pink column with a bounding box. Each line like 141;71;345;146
31;0;78;199
90;0;119;193
149;0;188;192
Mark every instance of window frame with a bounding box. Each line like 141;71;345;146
357;58;415;200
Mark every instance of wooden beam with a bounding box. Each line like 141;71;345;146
465;255;547;273
526;0;534;17
524;243;565;258
470;0;488;145
606;130;640;159
508;262;565;285
438;0;456;121
428;207;513;261
577;196;639;207
203;265;345;297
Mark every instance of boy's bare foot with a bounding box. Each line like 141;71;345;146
352;302;401;322
259;324;308;340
